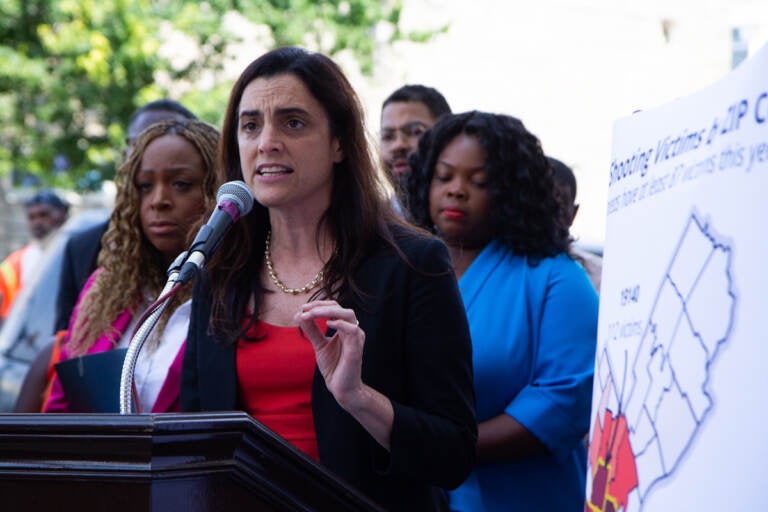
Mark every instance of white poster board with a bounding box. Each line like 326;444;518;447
586;44;768;511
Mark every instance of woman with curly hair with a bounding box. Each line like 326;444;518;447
405;111;598;511
44;119;220;413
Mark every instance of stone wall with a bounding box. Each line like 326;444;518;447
0;199;30;260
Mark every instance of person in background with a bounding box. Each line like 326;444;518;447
54;99;198;333
406;111;598;511
181;47;476;511
549;156;603;293
380;84;451;179
0;191;69;320
12;100;199;414
125;99;198;154
43;119;220;413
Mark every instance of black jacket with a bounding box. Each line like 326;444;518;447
54;220;108;332
181;228;477;511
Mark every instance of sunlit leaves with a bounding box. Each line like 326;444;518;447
0;0;429;188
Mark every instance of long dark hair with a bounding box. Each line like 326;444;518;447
209;47;402;342
406;111;570;260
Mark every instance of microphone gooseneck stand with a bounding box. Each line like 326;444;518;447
118;252;187;414
118;180;255;414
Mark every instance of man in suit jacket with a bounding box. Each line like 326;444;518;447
53;220;108;332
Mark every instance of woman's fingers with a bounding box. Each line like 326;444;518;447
294;300;364;361
300;299;338;310
295;312;326;347
326;317;362;335
297;300;359;327
295;301;366;409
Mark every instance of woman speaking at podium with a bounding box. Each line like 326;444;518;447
180;47;476;511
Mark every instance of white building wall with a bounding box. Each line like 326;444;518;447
353;0;768;246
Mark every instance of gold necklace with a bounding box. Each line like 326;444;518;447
264;231;324;295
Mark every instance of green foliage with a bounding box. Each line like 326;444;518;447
0;0;426;189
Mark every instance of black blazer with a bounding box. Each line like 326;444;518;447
181;227;477;511
54;220;108;332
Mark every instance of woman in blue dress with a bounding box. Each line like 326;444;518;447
405;111;599;511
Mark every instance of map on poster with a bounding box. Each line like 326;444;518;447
586;44;768;511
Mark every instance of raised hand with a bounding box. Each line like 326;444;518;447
294;299;393;449
294;299;364;408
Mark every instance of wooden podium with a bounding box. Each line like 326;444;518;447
0;412;383;511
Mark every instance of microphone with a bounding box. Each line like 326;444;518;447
177;180;254;284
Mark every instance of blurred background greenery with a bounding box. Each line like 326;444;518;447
0;0;437;192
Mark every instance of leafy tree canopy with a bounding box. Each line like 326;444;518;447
0;0;423;190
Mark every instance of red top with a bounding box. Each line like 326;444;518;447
236;320;322;462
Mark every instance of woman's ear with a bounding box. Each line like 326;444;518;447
332;138;344;163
